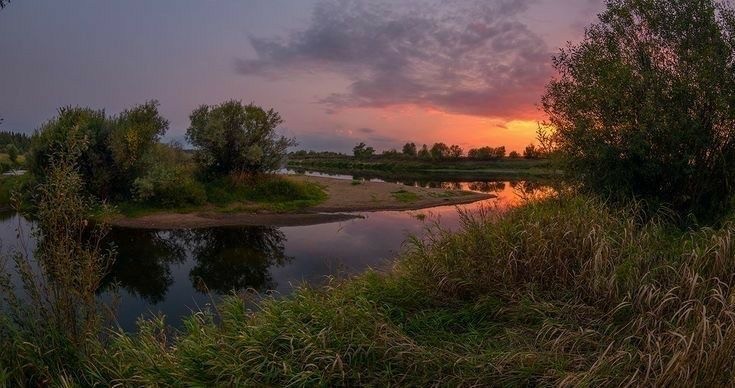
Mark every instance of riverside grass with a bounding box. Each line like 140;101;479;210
6;195;735;385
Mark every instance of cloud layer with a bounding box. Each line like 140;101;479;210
236;0;552;120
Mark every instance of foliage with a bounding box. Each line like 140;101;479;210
541;0;735;221
402;142;417;157
9;195;735;385
132;144;206;208
0;131;31;154
467;146;505;160
417;144;431;159
352;142;375;159
28;101;168;200
522;144;543;159
0;145;115;386
428;142;449;160
448;144;463;159
509;151;520;158
187;100;295;176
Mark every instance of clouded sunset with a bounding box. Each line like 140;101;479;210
0;0;603;152
2;1;735;386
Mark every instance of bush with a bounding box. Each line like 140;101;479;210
542;0;735;221
28;101;168;200
187;101;295;176
132;144;205;208
133;166;206;208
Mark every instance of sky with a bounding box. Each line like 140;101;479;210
0;0;604;153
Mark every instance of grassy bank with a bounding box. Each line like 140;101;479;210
115;175;327;218
6;194;735;385
288;155;555;177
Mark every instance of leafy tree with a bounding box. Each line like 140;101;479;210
448;145;463;159
522;144;543;159
353;142;375;159
541;0;735;220
429;142;450;160
417;144;431;159
187;101;295;176
468;146;505;160
509;151;520;159
29;101;168;199
402;142;417;157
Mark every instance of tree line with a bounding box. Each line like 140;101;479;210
351;141;545;161
25;100;295;208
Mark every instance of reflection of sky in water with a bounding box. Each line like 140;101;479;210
0;181;552;331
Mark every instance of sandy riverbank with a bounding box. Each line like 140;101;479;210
110;175;492;229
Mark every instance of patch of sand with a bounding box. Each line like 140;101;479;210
110;175;492;229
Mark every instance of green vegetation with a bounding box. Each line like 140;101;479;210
541;0;735;222
0;174;30;209
8;194;735;385
187;100;295;176
17;100;317;216
288;154;554;178
3;0;735;386
391;189;420;203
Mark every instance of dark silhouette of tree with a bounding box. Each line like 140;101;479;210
99;229;187;303
402;142;417;157
542;0;735;221
352;142;375;159
187;227;292;294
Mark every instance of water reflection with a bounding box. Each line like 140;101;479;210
1;178;555;330
186;227;291;294
102;230;186;303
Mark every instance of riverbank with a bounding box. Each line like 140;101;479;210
6;195;733;386
109;175;492;229
288;155;556;178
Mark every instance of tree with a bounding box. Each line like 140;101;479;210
429;142;450;160
0;1;9;9
448;145;463;159
468;146;505;160
418;144;431;159
402;142;417;157
187;101;295;176
523;144;542;159
541;0;735;220
509;151;520;159
29;101;168;199
353;142;375;159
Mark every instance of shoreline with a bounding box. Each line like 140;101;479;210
109;175;493;229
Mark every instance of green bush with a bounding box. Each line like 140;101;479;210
542;0;735;222
132;165;206;208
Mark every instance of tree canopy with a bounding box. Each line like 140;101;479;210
186;101;295;176
542;0;735;221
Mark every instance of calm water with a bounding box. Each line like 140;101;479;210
0;176;552;331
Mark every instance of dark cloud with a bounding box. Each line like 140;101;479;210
357;127;375;134
236;0;552;119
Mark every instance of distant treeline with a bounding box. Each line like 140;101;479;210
291;142;546;161
0;130;31;153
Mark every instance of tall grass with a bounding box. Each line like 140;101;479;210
6;191;735;385
0;146;115;386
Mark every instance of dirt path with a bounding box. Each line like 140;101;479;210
110;175;492;229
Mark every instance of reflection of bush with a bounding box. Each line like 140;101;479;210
100;230;186;304
467;181;506;193
187;227;292;294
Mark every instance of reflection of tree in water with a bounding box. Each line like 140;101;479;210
100;229;186;304
467;181;506;193
186;226;292;294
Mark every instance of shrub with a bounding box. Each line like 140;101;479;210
541;0;735;221
132;144;205;208
28;101;168;200
187;101;295;176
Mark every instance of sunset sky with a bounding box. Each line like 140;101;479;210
0;0;604;153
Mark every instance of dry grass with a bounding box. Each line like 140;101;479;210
6;193;735;386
